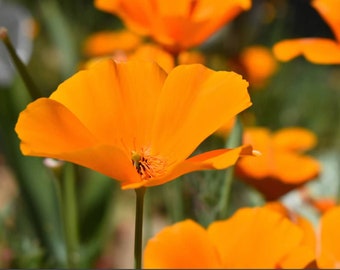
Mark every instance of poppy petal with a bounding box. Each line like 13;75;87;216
95;0;154;35
312;0;340;42
15;98;139;183
273;38;340;64
272;127;317;152
15;98;97;155
279;246;315;269
94;0;120;14
143;219;221;268
158;0;251;50
50;59;167;152
273;153;320;183
208;207;306;268
317;206;340;268
83;30;142;57
151;64;251;163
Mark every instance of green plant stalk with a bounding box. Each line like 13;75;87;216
134;187;146;269
218;117;243;219
0;27;42;100
61;163;80;268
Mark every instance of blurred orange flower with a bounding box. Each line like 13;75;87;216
94;0;251;54
15;60;252;190
235;127;321;200
273;0;340;64
238;45;277;88
143;207;315;268
317;206;340;268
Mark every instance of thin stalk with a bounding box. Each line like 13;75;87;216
61;163;80;268
171;180;185;222
0;27;42;100
134;187;146;269
218;117;243;219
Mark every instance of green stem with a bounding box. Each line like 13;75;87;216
134;187;146;269
61;163;80;268
218;166;235;219
0;27;42;100
171;180;185;222
218;117;243;219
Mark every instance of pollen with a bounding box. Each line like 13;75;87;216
131;148;167;180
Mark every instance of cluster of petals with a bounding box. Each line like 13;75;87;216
265;202;340;269
143;206;315;268
15;60;252;189
94;0;251;54
273;0;340;64
144;202;340;269
235;127;321;200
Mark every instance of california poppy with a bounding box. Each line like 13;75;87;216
143;207;315;268
235;127;321;200
273;0;340;64
15;60;252;190
94;0;251;54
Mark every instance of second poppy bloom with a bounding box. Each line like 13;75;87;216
94;0;251;54
235;127;321;200
15;60;252;189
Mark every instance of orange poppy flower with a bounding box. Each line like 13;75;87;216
273;0;340;64
15;60;253;190
94;0;251;54
317;206;340;268
143;207;315;268
235;127;321;201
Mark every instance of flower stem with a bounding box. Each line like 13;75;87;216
134;187;146;269
0;27;42;100
218;117;243;219
61;163;80;268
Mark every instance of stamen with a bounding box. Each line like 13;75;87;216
131;148;166;180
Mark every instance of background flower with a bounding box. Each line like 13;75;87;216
235;127;321;201
94;0;251;54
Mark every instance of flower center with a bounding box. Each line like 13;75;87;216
131;148;166;180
